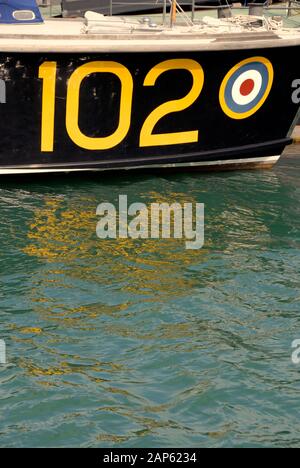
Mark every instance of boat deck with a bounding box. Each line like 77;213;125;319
40;2;300;25
0;1;300;52
0;14;299;52
0;18;83;36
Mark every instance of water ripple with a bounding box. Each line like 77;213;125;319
0;152;300;447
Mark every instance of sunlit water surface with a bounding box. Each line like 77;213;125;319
0;149;300;448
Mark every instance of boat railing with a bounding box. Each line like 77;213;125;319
287;0;300;16
105;0;300;24
40;0;300;25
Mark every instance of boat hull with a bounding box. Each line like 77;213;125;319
0;46;299;174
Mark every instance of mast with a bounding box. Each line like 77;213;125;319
170;0;177;28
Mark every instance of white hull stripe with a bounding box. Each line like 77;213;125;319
0;156;281;175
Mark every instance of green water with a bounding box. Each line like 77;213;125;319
0;149;300;448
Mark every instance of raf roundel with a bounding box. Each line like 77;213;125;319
219;57;274;120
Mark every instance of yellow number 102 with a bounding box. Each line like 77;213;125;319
39;59;204;152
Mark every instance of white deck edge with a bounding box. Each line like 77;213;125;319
0;37;300;52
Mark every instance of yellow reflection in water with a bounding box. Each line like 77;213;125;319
13;178;282;396
23;193;209;303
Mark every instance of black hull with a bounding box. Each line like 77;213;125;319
0;46;299;174
0;139;290;174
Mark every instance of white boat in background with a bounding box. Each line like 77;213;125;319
41;0;232;17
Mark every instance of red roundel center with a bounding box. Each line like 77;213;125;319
240;79;255;96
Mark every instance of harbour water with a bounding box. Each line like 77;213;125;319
0;146;300;448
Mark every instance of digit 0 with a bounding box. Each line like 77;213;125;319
66;61;133;150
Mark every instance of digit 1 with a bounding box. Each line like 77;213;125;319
39;62;57;152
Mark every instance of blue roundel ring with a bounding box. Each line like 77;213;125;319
219;57;274;120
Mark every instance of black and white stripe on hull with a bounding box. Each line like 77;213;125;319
0;156;281;175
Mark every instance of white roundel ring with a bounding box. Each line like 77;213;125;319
231;70;262;106
219;57;274;120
